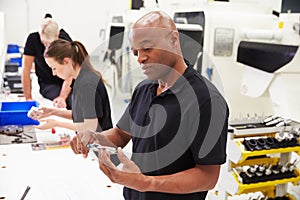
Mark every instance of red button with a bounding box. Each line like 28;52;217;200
51;128;56;134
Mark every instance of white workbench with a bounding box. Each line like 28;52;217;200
0;138;124;200
0;92;126;200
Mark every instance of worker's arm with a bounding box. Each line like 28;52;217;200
97;126;221;193
38;107;73;120
74;118;99;133
53;77;73;108
22;55;34;100
142;164;220;193
102;127;132;148
35;119;76;131
99;151;220;194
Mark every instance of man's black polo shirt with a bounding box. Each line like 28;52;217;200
117;66;229;200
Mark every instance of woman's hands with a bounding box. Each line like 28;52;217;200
34;118;59;130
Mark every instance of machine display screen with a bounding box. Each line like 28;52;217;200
108;25;125;50
178;29;203;67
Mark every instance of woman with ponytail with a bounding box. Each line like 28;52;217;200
32;39;113;133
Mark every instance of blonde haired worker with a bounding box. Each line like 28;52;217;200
22;14;73;109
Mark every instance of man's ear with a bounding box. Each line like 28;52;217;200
171;31;179;46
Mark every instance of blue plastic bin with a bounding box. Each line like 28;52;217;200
7;44;20;53
9;57;22;67
0;101;39;126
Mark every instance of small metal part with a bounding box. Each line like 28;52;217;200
265;163;273;175
291;159;298;166
234;125;248;129
246;124;256;128
245;165;257;177
86;143;117;154
262;115;277;124
290;127;300;137
0;125;23;135
245;170;254;178
266;117;283;126
275;131;285;142
255;171;264;177
23;133;33;139
280;162;289;173
12;138;23;143
288;159;298;172
275;119;292;127
284;132;294;141
250;164;258;172
272;165;280;174
258;164;265;172
288;164;296;172
261;196;268;200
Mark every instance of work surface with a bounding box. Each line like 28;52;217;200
0;128;124;200
0;94;125;200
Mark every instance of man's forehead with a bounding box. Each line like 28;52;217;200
130;27;172;38
130;28;173;48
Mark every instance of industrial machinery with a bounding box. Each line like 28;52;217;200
174;11;205;73
100;1;300;121
93;11;148;100
170;1;300;199
200;2;300;122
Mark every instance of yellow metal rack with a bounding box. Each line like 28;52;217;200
234;139;300;163
232;168;300;197
215;118;300;200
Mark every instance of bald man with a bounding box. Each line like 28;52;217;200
71;11;229;200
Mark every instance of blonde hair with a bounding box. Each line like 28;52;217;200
39;18;59;41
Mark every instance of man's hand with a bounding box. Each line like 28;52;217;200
98;147;145;191
53;96;67;108
70;130;98;158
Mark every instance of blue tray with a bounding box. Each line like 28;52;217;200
0;101;39;126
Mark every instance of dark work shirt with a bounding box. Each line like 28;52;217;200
72;67;113;132
117;66;229;200
23;29;72;86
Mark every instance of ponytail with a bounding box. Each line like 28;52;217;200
44;39;103;81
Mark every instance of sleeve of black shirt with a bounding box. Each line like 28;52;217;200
23;33;37;56
59;29;72;42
